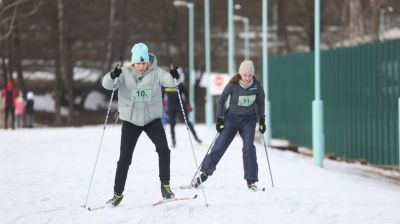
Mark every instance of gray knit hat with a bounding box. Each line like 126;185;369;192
238;60;255;76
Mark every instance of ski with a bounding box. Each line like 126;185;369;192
152;194;197;206
249;187;266;192
172;185;193;190
86;203;116;211
87;205;107;211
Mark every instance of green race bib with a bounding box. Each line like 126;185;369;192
238;95;256;107
132;87;152;101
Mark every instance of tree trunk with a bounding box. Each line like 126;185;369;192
102;0;116;74
1;40;8;84
54;0;64;125
349;0;363;40
65;33;74;124
78;0;116;110
278;0;291;54
13;27;27;99
7;37;14;80
118;0;128;61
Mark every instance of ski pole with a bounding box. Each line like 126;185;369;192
190;132;219;183
82;70;119;209
261;134;275;188
170;61;209;207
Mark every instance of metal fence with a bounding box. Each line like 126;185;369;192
267;39;400;166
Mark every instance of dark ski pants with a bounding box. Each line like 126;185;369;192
201;114;259;182
168;108;198;143
114;119;171;194
4;108;15;129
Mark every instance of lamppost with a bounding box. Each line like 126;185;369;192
262;0;271;145
313;0;325;167
233;15;250;60
174;0;196;122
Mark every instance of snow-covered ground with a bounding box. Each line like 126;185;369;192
1;124;399;224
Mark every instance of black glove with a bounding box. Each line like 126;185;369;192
216;117;224;133
110;65;122;79
259;118;266;134
170;66;180;79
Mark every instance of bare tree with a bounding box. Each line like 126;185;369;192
349;0;364;40
77;0;117;110
54;0;64;125
102;0;116;74
0;0;43;40
0;0;42;87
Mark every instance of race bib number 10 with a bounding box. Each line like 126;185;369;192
238;95;256;107
132;87;152;101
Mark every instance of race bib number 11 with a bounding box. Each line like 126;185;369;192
238;95;256;107
132;87;152;101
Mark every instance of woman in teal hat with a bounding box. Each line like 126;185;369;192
102;42;181;207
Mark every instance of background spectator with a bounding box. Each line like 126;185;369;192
25;91;35;128
1;81;19;129
15;95;25;128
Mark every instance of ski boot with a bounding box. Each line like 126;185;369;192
161;182;175;199
172;139;176;148
191;172;208;188
194;135;202;144
106;193;123;207
247;181;258;191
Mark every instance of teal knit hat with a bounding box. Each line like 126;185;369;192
131;43;150;64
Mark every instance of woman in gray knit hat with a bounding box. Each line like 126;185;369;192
102;42;182;207
191;59;266;191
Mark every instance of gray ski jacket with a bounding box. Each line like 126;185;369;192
102;54;182;126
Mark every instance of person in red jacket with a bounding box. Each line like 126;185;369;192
1;80;19;129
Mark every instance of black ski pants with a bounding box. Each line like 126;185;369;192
4;108;15;129
114;119;170;194
168;107;197;142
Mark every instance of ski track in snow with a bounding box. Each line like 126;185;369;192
0;124;399;224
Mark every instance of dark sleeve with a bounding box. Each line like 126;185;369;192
216;83;232;118
256;82;265;119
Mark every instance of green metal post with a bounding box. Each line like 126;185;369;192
228;0;235;75
234;15;250;60
243;17;249;60
174;1;196;122
398;98;400;171
205;0;213;127
262;0;271;145
188;3;195;122
312;0;325;167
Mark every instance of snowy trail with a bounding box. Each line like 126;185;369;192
1;124;399;224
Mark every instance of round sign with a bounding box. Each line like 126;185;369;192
215;75;224;87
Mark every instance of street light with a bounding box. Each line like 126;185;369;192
312;0;325;167
262;0;271;145
174;0;196;122
233;15;250;60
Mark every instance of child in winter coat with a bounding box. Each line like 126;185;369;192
14;95;25;128
163;82;201;148
25;91;35;128
1;81;19;129
191;60;266;191
102;42;182;207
